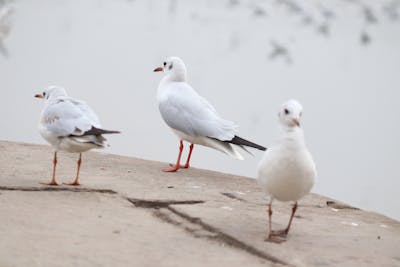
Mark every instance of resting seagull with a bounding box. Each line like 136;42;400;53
154;57;266;172
35;86;120;186
257;99;316;243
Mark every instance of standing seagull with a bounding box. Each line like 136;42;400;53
257;99;316;243
35;86;120;186
154;57;266;172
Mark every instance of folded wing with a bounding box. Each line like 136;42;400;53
159;83;237;141
41;97;101;137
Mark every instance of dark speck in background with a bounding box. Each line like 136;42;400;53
302;15;314;25
316;23;330;37
321;8;335;20
253;6;266;17
268;40;292;64
363;6;378;24
360;31;371;45
228;0;240;8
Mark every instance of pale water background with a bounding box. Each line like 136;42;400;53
0;0;399;220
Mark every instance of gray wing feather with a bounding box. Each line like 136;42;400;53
42;97;101;137
158;83;237;141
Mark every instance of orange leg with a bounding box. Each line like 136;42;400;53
283;201;298;235
65;153;82;186
163;141;184;172
181;143;194;168
268;201;298;241
267;202;273;237
41;152;59;186
265;200;286;243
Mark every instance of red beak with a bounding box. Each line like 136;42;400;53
153;67;163;72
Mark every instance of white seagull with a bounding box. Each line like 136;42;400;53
154;57;266;172
257;99;316;243
35;86;120;186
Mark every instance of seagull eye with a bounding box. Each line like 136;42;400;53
43;92;46;97
163;62;166;66
284;109;289;115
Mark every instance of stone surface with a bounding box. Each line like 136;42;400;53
0;141;399;267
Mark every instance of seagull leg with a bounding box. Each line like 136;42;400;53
65;153;82;186
266;202;273;239
283;201;298;235
41;152;59;186
163;141;184;172
271;201;298;237
181;143;194;168
265;199;286;243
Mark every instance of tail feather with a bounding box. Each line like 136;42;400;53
237;145;254;156
204;138;244;160
71;135;107;147
225;136;266;151
80;126;120;136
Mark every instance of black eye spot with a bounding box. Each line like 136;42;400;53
284;109;289;115
43;92;46;96
163;62;166;66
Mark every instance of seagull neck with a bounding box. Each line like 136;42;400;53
163;70;187;83
45;95;64;104
44;98;57;106
279;126;306;146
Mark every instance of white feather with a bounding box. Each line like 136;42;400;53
156;57;244;159
38;86;106;153
257;100;316;202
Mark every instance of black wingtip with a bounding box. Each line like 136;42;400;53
81;126;121;136
226;136;266;151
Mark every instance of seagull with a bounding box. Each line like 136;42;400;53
257;99;316;243
35;86;120;186
154;56;266;172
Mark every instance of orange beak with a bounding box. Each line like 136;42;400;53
292;118;300;127
153;67;163;72
34;93;44;99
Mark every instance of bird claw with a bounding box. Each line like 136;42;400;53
168;163;189;169
63;181;80;186
265;234;286;243
163;165;180;172
40;181;59;186
178;164;190;169
270;229;288;237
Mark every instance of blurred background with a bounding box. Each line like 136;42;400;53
0;0;399;220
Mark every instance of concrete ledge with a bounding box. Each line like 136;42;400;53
0;141;399;267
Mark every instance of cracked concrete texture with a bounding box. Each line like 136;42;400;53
0;141;399;267
0;192;270;267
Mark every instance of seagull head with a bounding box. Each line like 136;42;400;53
34;85;67;101
153;56;187;82
278;99;303;128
